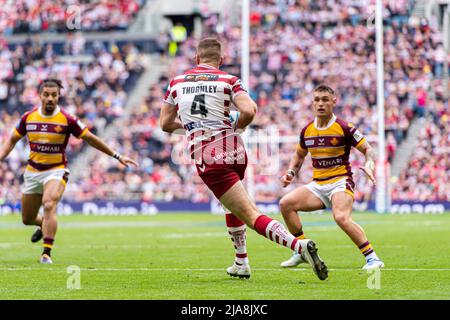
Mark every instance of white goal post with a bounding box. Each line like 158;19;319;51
239;0;389;213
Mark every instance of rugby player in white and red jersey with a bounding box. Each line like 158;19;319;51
160;38;328;280
0;79;138;264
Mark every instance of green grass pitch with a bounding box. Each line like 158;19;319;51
0;212;449;300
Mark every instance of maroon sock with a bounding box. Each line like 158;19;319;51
43;237;54;256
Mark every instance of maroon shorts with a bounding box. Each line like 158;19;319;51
192;134;248;199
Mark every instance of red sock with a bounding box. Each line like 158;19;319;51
254;215;302;254
225;213;248;265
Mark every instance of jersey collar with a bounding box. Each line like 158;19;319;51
314;114;336;130
38;105;61;118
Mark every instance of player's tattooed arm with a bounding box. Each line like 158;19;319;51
281;145;308;188
81;131;138;168
356;140;376;185
0;131;22;161
160;103;185;134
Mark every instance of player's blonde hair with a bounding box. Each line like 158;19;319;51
197;37;222;63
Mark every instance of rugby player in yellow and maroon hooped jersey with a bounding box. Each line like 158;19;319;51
279;85;384;270
0;79;138;264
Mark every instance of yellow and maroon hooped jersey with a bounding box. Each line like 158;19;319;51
298;115;366;185
14;106;89;172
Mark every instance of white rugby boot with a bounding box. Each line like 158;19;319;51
40;254;53;264
226;263;251;279
280;252;307;268
362;258;384;270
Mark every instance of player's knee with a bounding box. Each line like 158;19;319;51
279;197;292;215
42;199;57;213
22;216;34;225
333;213;351;227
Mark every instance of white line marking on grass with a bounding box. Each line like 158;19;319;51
1;267;449;272
163;232;226;238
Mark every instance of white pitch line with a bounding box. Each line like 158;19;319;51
1;267;449;272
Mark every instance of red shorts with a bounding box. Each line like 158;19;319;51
192;133;248;199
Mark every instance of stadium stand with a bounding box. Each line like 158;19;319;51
67;0;448;203
392;111;450;201
0;35;145;205
0;0;145;34
0;0;448;205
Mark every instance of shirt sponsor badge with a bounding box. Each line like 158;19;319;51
76;119;86;130
353;129;364;142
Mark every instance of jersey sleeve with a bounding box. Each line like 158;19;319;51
163;79;177;106
14;112;29;138
67;113;89;139
346;123;366;148
230;77;248;101
297;126;307;152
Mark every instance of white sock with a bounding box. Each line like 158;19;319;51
365;251;379;261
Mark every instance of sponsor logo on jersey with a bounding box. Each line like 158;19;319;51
317;158;343;167
26;124;37;130
76;119;86;130
184;74;219;82
35;145;62;153
318;138;325;146
235;79;247;92
195;158;206;172
41;124;48;132
330;137;339;145
305;140;314;146
353;129;363;142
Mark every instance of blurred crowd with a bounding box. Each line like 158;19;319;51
72;0;448;203
0;0;144;34
1;0;449;204
392;112;450;201
0;37;145;204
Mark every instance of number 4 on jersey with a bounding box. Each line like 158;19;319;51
191;94;208;117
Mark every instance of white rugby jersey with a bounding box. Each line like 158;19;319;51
163;64;247;153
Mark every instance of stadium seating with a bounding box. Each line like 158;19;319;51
392;114;450;201
0;38;145;205
68;0;448;203
1;0;448;204
0;0;145;34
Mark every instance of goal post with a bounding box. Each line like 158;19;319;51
375;0;388;213
240;0;256;200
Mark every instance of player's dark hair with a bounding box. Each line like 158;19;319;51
314;84;335;96
197;37;222;62
39;79;64;93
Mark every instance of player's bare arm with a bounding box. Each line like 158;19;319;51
81;131;138;168
159;102;185;134
356;140;376;185
282;145;308;188
232;93;257;130
0;131;22;161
